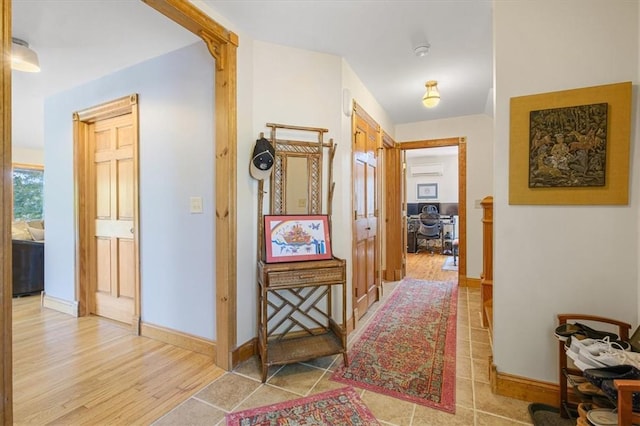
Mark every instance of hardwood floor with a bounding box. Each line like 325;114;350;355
405;252;458;282
12;295;224;425
10;253;456;425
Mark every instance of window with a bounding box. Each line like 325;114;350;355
13;164;44;220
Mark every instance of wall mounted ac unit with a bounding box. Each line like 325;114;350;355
411;163;443;176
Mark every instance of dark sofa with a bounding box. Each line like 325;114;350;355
12;239;44;297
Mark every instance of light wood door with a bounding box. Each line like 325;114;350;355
89;114;137;324
353;112;379;320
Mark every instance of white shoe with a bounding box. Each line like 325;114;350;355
573;357;599;371
566;337;605;355
580;342;637;368
566;336;615;366
576;349;608;368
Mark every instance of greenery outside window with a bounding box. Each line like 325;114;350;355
13;163;44;221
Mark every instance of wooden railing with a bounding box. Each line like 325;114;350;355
481;196;493;331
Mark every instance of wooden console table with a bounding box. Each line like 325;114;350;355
257;257;348;382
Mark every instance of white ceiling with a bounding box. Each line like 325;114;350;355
12;0;493;150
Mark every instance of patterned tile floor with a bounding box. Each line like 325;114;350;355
154;279;534;425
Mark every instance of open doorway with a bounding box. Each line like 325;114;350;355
382;136;467;285
404;145;459;282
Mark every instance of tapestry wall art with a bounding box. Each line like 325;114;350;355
510;81;632;205
528;103;607;188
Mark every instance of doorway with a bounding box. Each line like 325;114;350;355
74;95;141;328
405;145;459;281
384;137;467;285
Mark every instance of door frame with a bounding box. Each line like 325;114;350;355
1;0;13;420
0;1;239;420
74;95;141;329
389;137;468;284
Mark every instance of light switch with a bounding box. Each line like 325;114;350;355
190;196;203;214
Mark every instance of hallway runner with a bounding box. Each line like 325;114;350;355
331;278;457;413
226;387;379;425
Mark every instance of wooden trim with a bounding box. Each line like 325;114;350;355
346;314;355;335
1;0;12;420
12;163;43;171
490;362;559;406
142;0;238;371
73;115;88;316
481;196;493;328
462;276;481;288
353;102;380;132
458;138;467;277
399;137;460;149
142;0;238;51
74;94;138;123
41;293;79;317
231;338;256;367
383;141;402;281
140;322;216;358
381;131;394;148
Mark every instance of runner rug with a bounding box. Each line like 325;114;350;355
331;278;457;413
225;386;379;425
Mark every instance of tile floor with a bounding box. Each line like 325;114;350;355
154;284;534;425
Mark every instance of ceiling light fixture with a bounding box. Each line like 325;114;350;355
413;44;430;57
11;38;40;73
422;80;440;108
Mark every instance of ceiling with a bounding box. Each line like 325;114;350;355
12;0;493;150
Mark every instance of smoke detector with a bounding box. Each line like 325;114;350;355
414;44;430;57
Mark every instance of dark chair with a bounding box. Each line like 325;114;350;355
416;206;442;254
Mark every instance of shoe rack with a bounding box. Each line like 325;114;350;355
556;313;631;421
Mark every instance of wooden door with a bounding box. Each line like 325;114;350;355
88;114;137;324
353;111;379;320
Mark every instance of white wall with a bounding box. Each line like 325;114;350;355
231;40;395;342
193;0;258;345
494;0;639;382
12;147;44;165
44;42;217;339
396;114;493;280
191;2;394;344
406;154;458;203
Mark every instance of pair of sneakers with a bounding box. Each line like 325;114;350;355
565;335;635;371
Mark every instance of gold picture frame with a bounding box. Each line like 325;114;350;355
509;81;632;205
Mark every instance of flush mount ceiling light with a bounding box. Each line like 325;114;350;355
413;44;430;57
11;38;40;72
422;80;440;108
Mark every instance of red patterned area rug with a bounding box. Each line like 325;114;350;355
331;278;457;413
225;386;379;425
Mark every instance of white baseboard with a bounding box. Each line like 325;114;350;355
41;292;79;317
